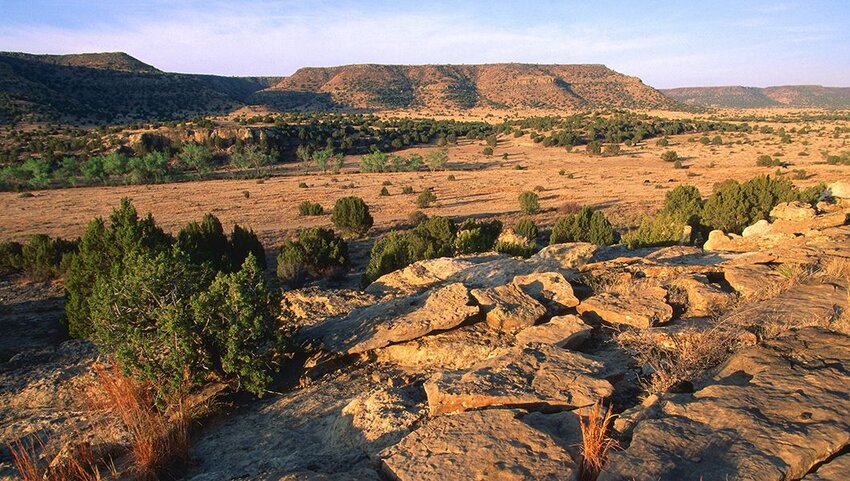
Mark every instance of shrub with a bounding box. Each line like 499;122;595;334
622;214;687;249
331;196;373;237
454;219;503;255
756;155;784;167
586;141;602;155
276;227;348;286
702;175;806;234
447;174;456;181
0;241;24;275
518;191;540;214
494;240;535;258
417;188;437;208
661;185;703;226
550;207;615;246
89;251;281;398
482;147;493;156
380;186;390;196
298;200;324;216
64;199;173;338
21;234;77;281
512;218;538;241
656;137;669;147
298;182;308;188
661;150;679;162
426;149;449;171
408;210;429;225
364;232;413;284
402;185;415;195
673;160;683;169
229;224;266;270
602;144;621;157
177;213;230;271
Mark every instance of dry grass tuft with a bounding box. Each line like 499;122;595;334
618;322;742;394
8;436;106;481
578;400;617;481
89;364;189;480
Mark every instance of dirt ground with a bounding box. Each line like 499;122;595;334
2;111;849;252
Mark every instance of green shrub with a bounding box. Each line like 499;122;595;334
363;216;458;284
64;198;172;338
494;240;535;258
661;150;679;162
89;250;281;398
756;155;782;167
550;207;615;246
661;185;703;226
229;224;266;270
656;137;669;147
518;191;540;214
177;213;230;271
622;214;687;249
0;241;24;275
298;200;324;216
454;219;503;255
673;160;683;169
298;182;308;188
701;175;806;234
364;232;413;284
276;227;348;286
380;186;390;196
411;216;457;258
512;218;538;241
331;196;373;237
482;147;494;156
417;189;437;208
402;186;415;195
21;234;77;281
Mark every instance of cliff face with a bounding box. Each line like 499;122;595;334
269;63;676;110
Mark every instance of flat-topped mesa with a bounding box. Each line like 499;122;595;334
270;63;675;110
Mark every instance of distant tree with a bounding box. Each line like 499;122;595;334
426;149;449;171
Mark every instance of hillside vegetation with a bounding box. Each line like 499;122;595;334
663;85;850;108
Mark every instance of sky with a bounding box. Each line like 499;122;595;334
1;0;849;88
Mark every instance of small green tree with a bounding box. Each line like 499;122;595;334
417;188;437;208
298;200;324;216
661;150;679;162
331;196;373;237
177;213;230;271
512;218;538;241
518;191;540;214
550;206;615;246
426;149;449;171
277;227;348;286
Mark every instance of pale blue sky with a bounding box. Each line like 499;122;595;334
1;0;848;88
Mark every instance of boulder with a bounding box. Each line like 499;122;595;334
531;242;598;271
703;229;736;251
471;283;547;331
365;257;477;296
770;211;848;235
375;322;513;371
770;201;816;222
723;264;784;299
600;328;850;481
328;386;425;460
742;219;772;238
380;409;580;481
577;284;673;328
513;271;580;313
283;288;377;328
672;274;735;317
514;315;592;349
826;180;850;199
423;344;612;416
302;283;479;355
802;453;850;480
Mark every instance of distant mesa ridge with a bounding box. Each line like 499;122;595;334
662;85;850;108
0;52;674;124
3;51;849;125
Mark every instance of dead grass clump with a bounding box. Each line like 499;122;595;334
618;322;742;394
8;436;107;481
559;201;582;215
818;257;850;282
578;400;617;481
89;365;189;480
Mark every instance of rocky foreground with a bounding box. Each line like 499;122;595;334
2;191;850;480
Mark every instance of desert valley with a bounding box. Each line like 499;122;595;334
1;40;850;481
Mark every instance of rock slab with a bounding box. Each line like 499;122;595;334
424;344;612;416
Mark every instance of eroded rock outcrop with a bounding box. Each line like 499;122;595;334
471;283;547;331
423;344;613;416
380;409;580;481
577;282;673;328
599;328;850;481
514;314;592;349
303;282;479;355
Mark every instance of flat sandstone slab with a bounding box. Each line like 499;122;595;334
380;409;579;481
424;344;612;416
